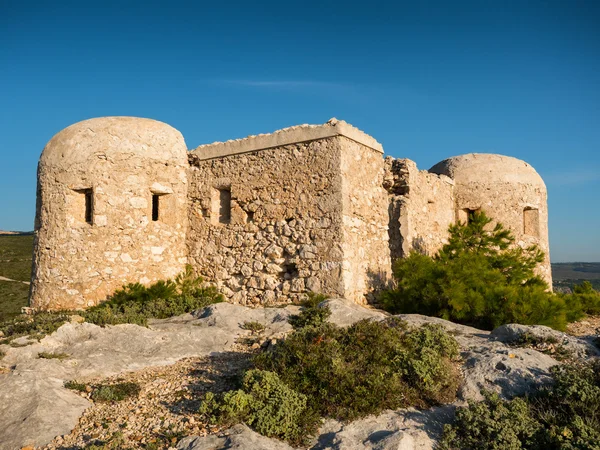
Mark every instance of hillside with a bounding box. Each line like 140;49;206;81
552;262;600;291
0;234;34;321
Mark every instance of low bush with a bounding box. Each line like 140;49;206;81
83;265;223;326
287;292;330;330
381;212;600;331
511;333;573;361
38;351;69;360
64;380;87;392
201;306;461;444
560;281;600;321
91;382;141;402
439;360;600;449
255;319;460;421
0;312;72;343
240;321;266;333
65;379;141;402
200;370;319;444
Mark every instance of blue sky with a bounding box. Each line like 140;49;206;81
1;0;598;262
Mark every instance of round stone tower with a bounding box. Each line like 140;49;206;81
429;153;552;286
30;117;189;310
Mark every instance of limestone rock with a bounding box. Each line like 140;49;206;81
177;424;294;450
491;323;600;359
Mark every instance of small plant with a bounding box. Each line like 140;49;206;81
199;369;319;444
241;321;266;333
64;380;87;392
439;360;600;449
38;351;69;360
91;382;141;402
84;265;223;327
0;312;73;343
85;431;127;450
512;333;573;361
288;292;331;329
439;391;541;450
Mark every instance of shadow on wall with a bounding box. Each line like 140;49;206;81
366;268;395;303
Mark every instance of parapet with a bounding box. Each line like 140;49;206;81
190;118;383;161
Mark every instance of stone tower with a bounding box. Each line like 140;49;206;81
429;153;551;285
30;117;189;310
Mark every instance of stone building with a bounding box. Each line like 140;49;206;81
29;117;551;310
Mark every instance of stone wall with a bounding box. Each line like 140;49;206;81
384;158;455;260
340;138;391;303
30;117;189;310
187;138;346;305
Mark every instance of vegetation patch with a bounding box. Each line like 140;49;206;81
64;380;88;392
381;212;600;331
510;333;573;361
287;292;330;330
38;351;70;360
240;321;265;333
200;370;318;444
65;379;141;402
91;382;141;402
200;303;461;444
83;265;223;327
440;360;600;449
0;312;73;344
0;234;34;322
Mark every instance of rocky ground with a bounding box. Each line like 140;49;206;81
1;300;598;450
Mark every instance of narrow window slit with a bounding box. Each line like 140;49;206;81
152;194;160;221
84;190;93;224
218;188;231;224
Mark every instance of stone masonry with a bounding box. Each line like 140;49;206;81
30;117;552;310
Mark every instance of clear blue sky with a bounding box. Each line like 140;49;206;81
1;0;598;262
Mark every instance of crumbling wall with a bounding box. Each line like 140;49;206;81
340;137;391;303
384;158;455;261
187;138;346;305
30;117;189;310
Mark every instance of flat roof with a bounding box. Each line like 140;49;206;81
190;118;383;160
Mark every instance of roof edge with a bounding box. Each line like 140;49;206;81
190;118;383;161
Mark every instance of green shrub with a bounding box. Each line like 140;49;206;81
200;301;460;444
199;370;319;444
381;212;577;331
559;281;600;321
439;392;541;450
84;265;223;326
64;380;87;392
288;292;331;330
38;351;69;360
0;312;73;343
254;318;460;421
241;321;266;333
439;360;600;449
91;382;141;402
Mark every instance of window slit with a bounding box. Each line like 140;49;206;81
152;194;160;221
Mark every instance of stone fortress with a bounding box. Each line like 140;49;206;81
29;117;551;310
